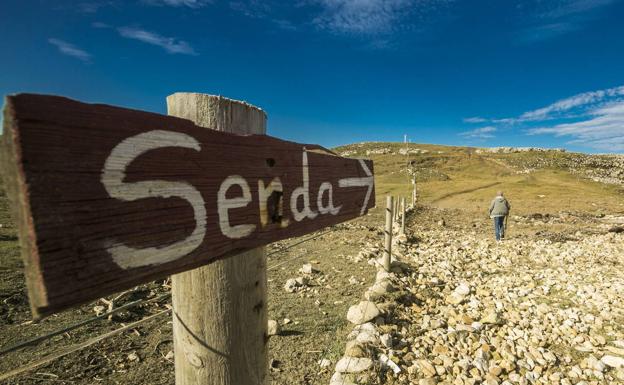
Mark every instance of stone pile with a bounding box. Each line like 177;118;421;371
370;226;624;384
323;209;624;384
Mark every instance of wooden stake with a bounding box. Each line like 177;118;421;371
401;197;406;235
394;197;399;222
412;177;417;207
383;196;393;272
167;93;267;385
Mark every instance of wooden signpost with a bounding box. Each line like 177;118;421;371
0;94;375;319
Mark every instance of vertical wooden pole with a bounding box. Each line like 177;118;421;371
412;177;417;207
393;198;399;222
167;93;267;385
400;197;405;235
383;196;393;272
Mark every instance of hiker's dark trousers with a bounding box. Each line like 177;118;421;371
494;216;505;241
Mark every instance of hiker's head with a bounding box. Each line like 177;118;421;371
497;191;504;197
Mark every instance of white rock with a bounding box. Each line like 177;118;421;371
379;353;401;374
380;333;393;348
455;282;471;296
587;355;605;372
335;356;373;373
319;358;332;368
284;279;298;293
376;270;393;282
369;280;394;295
267;319;280;336
301;263;313;274
346;301;381;325
601;355;624;368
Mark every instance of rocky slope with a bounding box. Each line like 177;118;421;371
330;206;624;385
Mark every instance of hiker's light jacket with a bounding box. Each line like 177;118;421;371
489;196;511;217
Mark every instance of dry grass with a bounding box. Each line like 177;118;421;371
336;142;624;217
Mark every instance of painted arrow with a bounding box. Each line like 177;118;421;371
338;159;375;215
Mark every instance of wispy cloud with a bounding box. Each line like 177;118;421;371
78;2;105;13
463;117;487;123
230;1;271;18
471;85;624;151
519;85;624;121
48;38;92;62
117;27;198;55
143;0;212;7
475;85;624;125
459;126;497;139
311;0;414;35
539;0;616;18
528;101;624;151
518;0;616;42
517;22;577;43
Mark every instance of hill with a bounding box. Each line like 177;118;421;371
335;142;624;217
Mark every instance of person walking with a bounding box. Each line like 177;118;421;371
489;191;510;241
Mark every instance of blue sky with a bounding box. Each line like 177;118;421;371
1;0;624;153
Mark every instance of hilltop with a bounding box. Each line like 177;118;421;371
335;142;624;217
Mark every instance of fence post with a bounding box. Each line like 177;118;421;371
383;196;393;271
393;197;399;222
400;197;406;235
167;93;268;385
412;177;417;207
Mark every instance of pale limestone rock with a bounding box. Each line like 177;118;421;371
601;355;624;368
267;319;280;336
347;301;381;325
335;356;373;373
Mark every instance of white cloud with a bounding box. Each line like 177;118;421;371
463;117;487;123
117;27;198;55
468;85;624;151
312;0;415;35
48;38;92;62
229;1;271;18
540;0;615;18
519;85;624;121
476;85;624;125
517;22;577;43
144;0;212;7
518;0;616;43
528;101;624;151
459;126;497;139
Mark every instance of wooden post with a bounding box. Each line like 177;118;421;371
167;93;267;385
412;177;417;207
393;197;399;222
383;196;393;271
400;197;406;235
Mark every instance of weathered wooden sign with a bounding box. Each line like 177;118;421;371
0;94;375;318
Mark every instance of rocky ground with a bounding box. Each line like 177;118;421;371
328;206;624;385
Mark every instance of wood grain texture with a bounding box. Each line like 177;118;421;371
168;93;268;385
0;94;375;318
